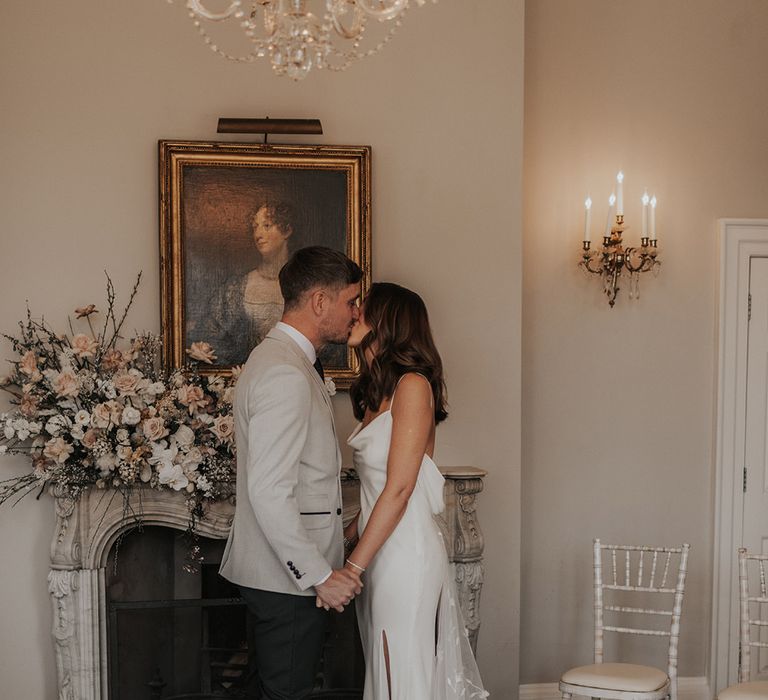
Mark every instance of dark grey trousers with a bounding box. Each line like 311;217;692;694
237;585;329;700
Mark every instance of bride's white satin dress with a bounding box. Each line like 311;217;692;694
348;405;488;700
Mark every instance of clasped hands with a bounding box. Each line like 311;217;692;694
315;567;362;613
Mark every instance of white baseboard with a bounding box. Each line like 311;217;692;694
519;677;710;700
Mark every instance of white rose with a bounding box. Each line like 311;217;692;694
172;424;195;448
74;410;91;427
121;406;142;426
70;425;85;441
116;428;130;444
0;446;7;454
4;423;14;440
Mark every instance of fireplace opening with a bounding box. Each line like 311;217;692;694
105;526;364;699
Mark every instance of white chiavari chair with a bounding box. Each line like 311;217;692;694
718;549;768;699
559;539;690;700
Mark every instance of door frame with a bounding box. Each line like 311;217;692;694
711;219;768;695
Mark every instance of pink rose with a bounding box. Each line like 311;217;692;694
91;403;112;429
19;394;39;417
186;342;217;364
51;370;79;398
74;304;98;318
81;429;99;448
43;437;74;464
70;333;99;359
177;384;206;415
19;350;40;378
100;349;125;372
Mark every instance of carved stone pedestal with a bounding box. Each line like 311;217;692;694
48;466;486;698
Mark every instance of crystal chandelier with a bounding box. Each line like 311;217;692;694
167;0;434;80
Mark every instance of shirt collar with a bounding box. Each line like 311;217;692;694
275;321;316;365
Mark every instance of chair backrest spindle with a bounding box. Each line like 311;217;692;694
592;539;690;700
736;548;768;684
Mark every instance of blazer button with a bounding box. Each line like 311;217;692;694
336;508;342;515
287;561;293;566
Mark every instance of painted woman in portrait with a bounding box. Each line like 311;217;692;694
201;202;296;365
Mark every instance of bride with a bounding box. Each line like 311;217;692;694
340;282;488;699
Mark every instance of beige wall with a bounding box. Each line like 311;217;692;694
522;0;768;685
0;1;523;697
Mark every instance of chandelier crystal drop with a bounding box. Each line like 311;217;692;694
168;0;434;80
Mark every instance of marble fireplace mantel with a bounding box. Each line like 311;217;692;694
49;466;487;700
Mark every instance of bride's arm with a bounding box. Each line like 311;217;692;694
344;373;434;574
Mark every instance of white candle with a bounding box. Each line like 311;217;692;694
584;197;592;241
641;191;650;238
604;193;616;238
650;195;657;240
616;171;624;216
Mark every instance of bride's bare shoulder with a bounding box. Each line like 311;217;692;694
391;373;432;412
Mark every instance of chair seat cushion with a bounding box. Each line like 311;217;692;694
561;663;669;692
719;681;768;699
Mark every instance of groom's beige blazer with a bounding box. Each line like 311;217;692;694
219;326;344;595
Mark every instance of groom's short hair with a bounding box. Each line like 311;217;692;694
279;246;363;311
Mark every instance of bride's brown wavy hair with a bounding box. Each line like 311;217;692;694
350;282;448;424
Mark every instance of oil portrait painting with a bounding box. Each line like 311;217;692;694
160;141;371;387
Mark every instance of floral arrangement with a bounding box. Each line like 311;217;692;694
0;274;237;533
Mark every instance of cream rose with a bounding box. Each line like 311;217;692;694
172;424;195;448
210;415;234;443
113;371;141;397
142;416;168;442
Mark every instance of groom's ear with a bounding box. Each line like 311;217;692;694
309;288;327;317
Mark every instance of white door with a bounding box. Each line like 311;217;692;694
742;256;768;680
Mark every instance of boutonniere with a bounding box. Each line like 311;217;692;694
324;377;337;396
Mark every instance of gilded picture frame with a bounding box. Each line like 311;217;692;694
159;140;371;388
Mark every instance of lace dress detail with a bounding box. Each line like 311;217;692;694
348;401;488;699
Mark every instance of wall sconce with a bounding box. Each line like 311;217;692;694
580;171;661;307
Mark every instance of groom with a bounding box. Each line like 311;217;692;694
219;246;364;700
